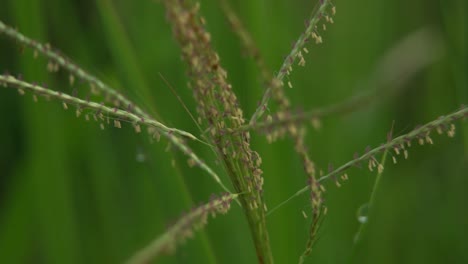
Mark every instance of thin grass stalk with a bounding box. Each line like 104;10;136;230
221;0;331;257
0;20;151;120
267;106;468;215
242;26;442;136
0;73;231;192
353;150;389;245
249;0;333;124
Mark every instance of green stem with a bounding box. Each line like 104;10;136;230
249;0;332;124
0;20;150;120
353;150;388;244
267;106;468;215
0;74;231;193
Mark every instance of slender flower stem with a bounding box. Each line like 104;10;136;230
267;106;468;215
236;91;373;134
0;74;231;193
1;75;182;134
0;19;233;192
0;20;150;120
353;150;388;244
249;0;332;124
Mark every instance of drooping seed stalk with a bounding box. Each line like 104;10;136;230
0;20;150;120
0;74;196;138
0;19;233;192
267;106;468;216
0;74;231;192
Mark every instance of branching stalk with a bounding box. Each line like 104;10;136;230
267;106;467;215
0;20;151;120
163;1;273;262
0;74;230;193
249;0;332;124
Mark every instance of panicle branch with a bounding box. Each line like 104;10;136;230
0;20;151;120
126;193;238;264
0;73;231;192
220;1;336;257
268;106;467;215
249;0;334;124
237;27;443;136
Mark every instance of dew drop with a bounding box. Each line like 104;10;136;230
357;203;369;224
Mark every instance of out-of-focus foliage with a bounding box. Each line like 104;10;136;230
0;0;466;263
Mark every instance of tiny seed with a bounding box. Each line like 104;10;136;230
69;75;75;86
378;164;384;174
135;124;141;133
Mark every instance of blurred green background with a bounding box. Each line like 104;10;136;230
0;0;467;263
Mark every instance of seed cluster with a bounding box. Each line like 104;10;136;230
282;106;468;200
0;72;231;192
0;20;152;121
220;2;335;259
264;1;336;220
164;1;272;262
2;2;463;264
249;0;335;124
0;20;234;191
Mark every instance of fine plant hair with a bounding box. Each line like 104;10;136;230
0;0;466;263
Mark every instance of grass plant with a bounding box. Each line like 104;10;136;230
0;0;466;263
